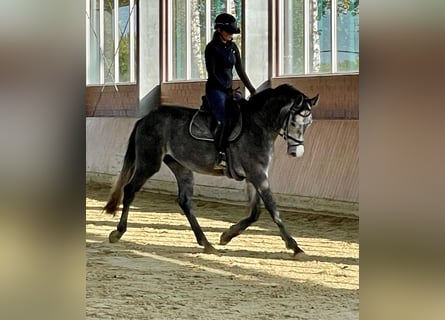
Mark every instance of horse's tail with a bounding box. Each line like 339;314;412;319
103;120;139;215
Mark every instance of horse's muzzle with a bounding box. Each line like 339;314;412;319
288;144;304;158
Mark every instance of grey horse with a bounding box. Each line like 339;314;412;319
104;84;319;256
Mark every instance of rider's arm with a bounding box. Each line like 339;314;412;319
233;43;256;96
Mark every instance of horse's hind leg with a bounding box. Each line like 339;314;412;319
109;157;162;243
163;156;218;254
220;182;261;245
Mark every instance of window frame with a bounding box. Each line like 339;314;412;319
86;0;138;85
276;0;359;76
165;0;243;82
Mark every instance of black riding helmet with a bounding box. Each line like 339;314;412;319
214;13;240;34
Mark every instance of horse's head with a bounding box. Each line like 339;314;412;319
282;93;319;157
246;84;319;157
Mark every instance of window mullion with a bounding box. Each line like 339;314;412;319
277;0;283;75
331;0;337;73
86;0;90;83
167;0;173;81
206;0;211;44
130;0;135;82
304;0;310;74
99;0;105;84
186;0;191;80
114;0;120;83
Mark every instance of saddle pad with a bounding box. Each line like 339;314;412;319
189;110;242;142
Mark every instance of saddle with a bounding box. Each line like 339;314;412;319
189;96;246;181
189;96;243;142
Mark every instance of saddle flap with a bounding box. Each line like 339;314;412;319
189;109;242;142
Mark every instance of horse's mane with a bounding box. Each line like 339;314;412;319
244;84;305;112
273;83;306;99
246;88;275;107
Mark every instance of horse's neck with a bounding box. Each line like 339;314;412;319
244;100;289;139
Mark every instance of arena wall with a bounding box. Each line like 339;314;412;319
86;75;358;217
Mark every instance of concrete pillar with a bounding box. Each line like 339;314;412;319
138;0;161;116
244;0;270;93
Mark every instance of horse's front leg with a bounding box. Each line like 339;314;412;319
253;176;304;256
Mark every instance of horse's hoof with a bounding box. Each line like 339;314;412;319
293;251;311;261
219;232;231;246
109;230;123;243
203;245;220;255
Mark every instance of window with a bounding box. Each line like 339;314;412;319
167;0;243;81
86;0;137;85
278;0;359;75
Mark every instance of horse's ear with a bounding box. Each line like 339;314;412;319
295;95;304;106
310;94;319;107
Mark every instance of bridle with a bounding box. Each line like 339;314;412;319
279;97;312;147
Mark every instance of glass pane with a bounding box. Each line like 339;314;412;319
282;0;304;75
118;0;130;82
133;5;137;82
232;0;242;20
88;0;101;84
309;0;331;73
104;0;115;83
337;0;359;72
211;0;226;21
230;0;242;53
210;0;243;78
86;0;136;84
169;0;244;81
190;0;206;79
172;0;187;80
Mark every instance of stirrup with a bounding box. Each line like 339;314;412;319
214;152;227;169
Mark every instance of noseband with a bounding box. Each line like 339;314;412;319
279;98;312;147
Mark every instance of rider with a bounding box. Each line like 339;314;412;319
205;13;256;169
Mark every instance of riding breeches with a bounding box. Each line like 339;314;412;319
206;89;229;124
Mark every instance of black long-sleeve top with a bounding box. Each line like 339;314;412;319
204;37;255;95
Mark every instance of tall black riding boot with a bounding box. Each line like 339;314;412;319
213;121;227;169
